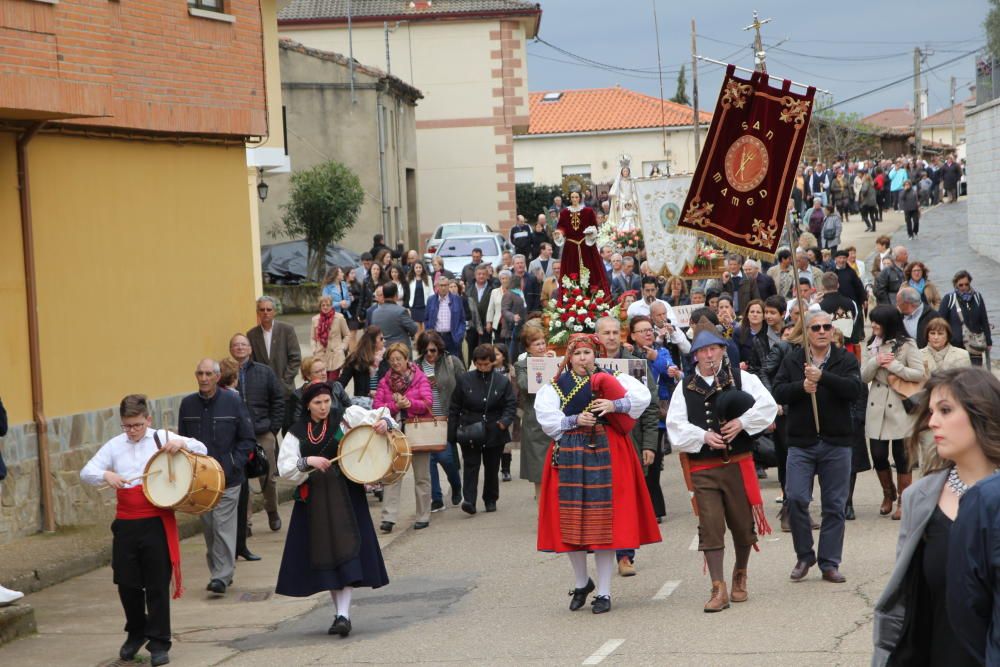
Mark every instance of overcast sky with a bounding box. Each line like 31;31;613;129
527;0;990;117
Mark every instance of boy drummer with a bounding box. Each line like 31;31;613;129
80;394;206;666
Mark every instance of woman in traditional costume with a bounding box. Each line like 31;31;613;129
553;191;610;297
276;382;393;637
535;334;660;614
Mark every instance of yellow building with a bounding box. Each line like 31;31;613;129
0;0;270;542
278;0;541;244
513;87;711;188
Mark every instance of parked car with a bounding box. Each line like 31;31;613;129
432;234;509;277
424;222;496;262
261;241;360;285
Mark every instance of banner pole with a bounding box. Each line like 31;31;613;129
783;216;821;431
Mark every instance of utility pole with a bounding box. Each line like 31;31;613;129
950;75;958;148
690;18;701;160
744;10;772;73
913;47;923;156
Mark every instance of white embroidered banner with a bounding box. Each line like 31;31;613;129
635;174;699;276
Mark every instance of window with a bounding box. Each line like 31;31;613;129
642;160;670;177
439;238;499;258
188;0;223;9
514;167;534;184
561;164;591;179
542;92;563;102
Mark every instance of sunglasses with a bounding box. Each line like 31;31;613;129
810;323;833;332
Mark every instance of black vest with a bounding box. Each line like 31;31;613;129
682;368;755;461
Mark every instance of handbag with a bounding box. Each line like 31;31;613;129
887;374;924;399
822;219;837;241
456;371;495;447
405;416;448;453
245;441;270;479
954;295;989;352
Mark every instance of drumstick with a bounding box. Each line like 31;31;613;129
326;429;378;465
167;449;175;483
358;408;389;462
97;469;161;491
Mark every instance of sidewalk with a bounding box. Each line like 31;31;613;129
0;470;422;663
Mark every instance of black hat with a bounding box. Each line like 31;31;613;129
301;381;333;410
835;249;849;258
714;389;756;422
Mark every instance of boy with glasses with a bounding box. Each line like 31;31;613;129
80;395;207;666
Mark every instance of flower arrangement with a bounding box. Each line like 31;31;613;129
542;266;614;346
596;219;644;253
684;246;726;275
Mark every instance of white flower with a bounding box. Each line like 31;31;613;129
577;308;587;316
584;318;593;327
595;290;605;299
573;325;584;332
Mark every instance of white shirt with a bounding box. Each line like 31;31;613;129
627;298;691;353
262;326;273;358
534;371;650;441
80;429;207;488
665;368;777;454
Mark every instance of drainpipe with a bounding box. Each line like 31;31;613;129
376;90;390;242
17;122;56;534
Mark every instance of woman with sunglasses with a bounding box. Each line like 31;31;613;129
938;270;992;367
862;305;927;520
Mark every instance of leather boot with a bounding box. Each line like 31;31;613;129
876;469;897;516
778;504;790;532
730;569;748;603
704;580;730;613
892;473;912;521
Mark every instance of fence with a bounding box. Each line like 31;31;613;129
976;52;999;106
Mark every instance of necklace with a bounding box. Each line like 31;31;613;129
948;466;1000;498
307;419;328;445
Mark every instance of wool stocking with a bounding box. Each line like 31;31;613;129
334;587;353;619
735;544;751;571
594;550;615;597
705;548;725;581
568;551;589;589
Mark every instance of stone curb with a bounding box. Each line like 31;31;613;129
0;605;35;646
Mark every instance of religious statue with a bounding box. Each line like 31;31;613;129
609;155;639;232
552;190;610;297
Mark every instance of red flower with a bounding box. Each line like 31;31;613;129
572;288;582;296
569;273;579;280
561;312;571;322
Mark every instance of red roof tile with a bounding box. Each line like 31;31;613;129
923;95;974;126
862;107;914;131
525;86;712;135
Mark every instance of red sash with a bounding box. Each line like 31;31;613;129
689;451;772;542
116;486;184;599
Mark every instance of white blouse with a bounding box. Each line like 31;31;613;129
534;371;650;441
278;406;397;485
80;429;207;489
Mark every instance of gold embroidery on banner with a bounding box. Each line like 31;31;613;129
682;200;714;227
746;217;780;249
721;80;752;109
779;97;812;126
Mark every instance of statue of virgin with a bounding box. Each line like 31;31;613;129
609;156;639;232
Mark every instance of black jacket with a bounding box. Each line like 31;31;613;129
834;265;866;311
875;265;905;305
178;389;256;487
236;360;284;435
940;291;992;348
772;345;863;448
448;369;517;448
345;358;389;400
509;223;533;257
911;304;939;349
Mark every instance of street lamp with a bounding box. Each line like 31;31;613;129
256;168;269;201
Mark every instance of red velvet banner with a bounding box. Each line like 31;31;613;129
680;66;815;259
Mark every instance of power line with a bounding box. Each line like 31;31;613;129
526;51;676;80
817;46;982;112
532;36;681;76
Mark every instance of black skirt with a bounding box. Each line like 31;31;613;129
275;479;389;597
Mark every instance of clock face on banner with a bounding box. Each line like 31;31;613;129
723;134;769;192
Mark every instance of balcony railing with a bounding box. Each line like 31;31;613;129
976;52;999;106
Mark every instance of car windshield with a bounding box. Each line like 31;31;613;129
438;238;498;257
439;224;485;238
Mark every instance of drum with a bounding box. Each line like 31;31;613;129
143;449;226;515
337;425;412;485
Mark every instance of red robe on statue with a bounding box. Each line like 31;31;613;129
557;206;610;297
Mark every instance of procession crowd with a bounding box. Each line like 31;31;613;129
16;151;1000;666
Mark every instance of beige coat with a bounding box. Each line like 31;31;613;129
921;343;971;375
311;312;350;372
862;339;926;441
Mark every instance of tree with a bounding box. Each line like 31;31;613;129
670;65;690;105
801;109;882;163
516;182;564;221
986;0;1000;59
279;160;364;281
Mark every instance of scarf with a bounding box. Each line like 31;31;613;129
316;309;335;348
927;345;950;370
958;290;975;303
909;278;926;295
388;361;417;395
116;487;183;598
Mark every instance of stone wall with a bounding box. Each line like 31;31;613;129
965;97;1000;258
0;394;185;545
263;283;321;315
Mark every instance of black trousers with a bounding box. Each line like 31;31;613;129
645;432;667;518
461;444;502;504
870;438;908;472
904;210;920;237
774;415;789;493
111;517;172;652
236;478;250;553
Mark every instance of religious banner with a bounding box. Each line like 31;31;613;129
679;65;815;259
635;174;725;279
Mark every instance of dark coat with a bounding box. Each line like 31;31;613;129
369;303;418;348
772;345;863;448
613;348;659;456
911;304;939;349
834;265;866;311
939;291;992;348
178;389;256;487
721;273;761;313
235;360;285;435
467;282;493;334
345;358;389;400
754;272;777;300
874;265;905;305
940;161;962;189
448;369;517;449
247;321;302;395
